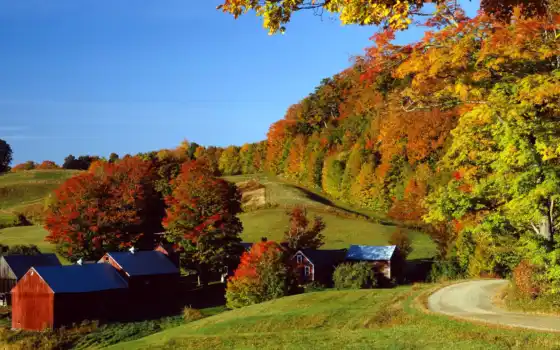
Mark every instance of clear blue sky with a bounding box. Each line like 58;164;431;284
0;0;479;165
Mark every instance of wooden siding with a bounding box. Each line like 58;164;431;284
289;252;314;284
0;257;17;294
11;269;54;331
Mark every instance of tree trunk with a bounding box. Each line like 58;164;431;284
538;214;553;242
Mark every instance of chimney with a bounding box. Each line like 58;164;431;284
77;258;83;266
129;246;136;254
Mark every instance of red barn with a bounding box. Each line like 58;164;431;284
11;264;128;331
289;249;347;286
98;250;180;316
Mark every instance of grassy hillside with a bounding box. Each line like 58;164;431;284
106;284;560;350
0;170;78;261
226;174;435;260
0;170;78;210
0;170;79;227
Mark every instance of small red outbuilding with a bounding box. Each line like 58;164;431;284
11;264;128;331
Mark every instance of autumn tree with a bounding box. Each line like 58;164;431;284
283;206;326;252
217;0;552;35
36;161;59;170
11;161;36;172
0;139;12;173
226;240;291;308
45;157;164;261
163;160;244;284
219;146;242;175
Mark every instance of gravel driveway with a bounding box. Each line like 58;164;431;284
428;279;560;332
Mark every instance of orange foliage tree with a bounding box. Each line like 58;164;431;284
36;160;59;170
45;157;164;261
225;240;291;308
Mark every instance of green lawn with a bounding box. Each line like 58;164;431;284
0;225;70;264
105;285;560;350
229;174;436;260
240;208;434;260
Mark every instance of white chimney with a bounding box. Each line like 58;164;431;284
77;258;83;266
129;246;136;254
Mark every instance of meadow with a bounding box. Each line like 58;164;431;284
105;284;560;350
0;171;436;260
227;174;435;260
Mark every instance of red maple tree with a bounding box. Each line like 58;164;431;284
45;156;164;261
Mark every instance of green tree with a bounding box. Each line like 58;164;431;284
0;139;12;173
219;146;242;175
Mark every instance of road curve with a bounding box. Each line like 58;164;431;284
428;279;560;332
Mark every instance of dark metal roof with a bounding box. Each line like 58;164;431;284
106;251;179;277
297;249;347;267
33;264;128;293
2;254;61;280
240;242;253;251
346;245;397;261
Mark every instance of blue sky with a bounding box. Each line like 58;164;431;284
0;0;479;165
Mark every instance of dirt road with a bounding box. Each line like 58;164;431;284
428;279;560;332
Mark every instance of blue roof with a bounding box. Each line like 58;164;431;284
346;245;397;261
106;251;179;277
2;254;61;280
33;264;128;293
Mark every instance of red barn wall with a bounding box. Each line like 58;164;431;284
11;270;54;330
289;253;314;284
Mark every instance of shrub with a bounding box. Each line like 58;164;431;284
17;203;46;224
303;281;326;293
183;307;204;323
333;262;377;289
513;260;541;298
226;241;290;308
428;259;464;282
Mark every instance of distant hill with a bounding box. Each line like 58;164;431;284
0;170;79;254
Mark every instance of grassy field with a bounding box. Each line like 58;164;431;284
226;174;435;260
0;170;78;210
105;284;560;350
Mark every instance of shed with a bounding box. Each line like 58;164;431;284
290;249;347;286
345;245;403;280
0;254;61;305
11;264;128;330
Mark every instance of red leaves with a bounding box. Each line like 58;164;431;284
45;156;161;260
230;241;282;281
163;160;242;244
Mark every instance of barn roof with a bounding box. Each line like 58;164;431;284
297;249;347;267
346;245;397;261
105;251;179;277
240;242;253;251
33;264;128;293
2;254;61;280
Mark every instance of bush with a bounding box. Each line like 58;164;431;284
226;241;291;309
183;307;204;323
333;262;377;289
428;259;464;282
303;281;326;293
17;203;46;225
513;260;541;298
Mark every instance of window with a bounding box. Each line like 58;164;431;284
304;266;311;277
296;254;303;264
